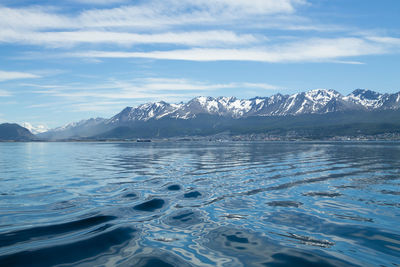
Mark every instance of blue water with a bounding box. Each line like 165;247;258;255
0;142;399;266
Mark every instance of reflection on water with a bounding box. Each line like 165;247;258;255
205;227;356;267
0;141;399;266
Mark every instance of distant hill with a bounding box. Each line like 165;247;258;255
0;123;35;141
37;118;107;140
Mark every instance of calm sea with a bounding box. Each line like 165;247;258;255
0;142;399;266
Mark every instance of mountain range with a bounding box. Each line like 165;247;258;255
34;89;400;140
2;89;400;141
106;89;400;122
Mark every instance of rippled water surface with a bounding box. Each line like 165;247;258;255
0;142;399;266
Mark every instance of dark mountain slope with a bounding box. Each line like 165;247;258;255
94;109;400;140
0;123;36;141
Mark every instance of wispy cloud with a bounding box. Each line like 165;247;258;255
69;0;130;5
366;36;400;46
0;89;12;96
69;101;131;112
0;70;40;82
68;37;388;63
0;30;259;47
31;77;280;101
0;0;311;51
0;1;305;31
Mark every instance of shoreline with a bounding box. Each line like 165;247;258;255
2;139;400;143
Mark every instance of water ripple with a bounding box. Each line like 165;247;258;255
0;141;399;266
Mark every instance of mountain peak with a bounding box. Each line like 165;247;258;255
306;88;340;97
120;106;133;113
345;89;384;109
351;89;381;99
217;96;237;103
191;96;215;104
139;101;168;109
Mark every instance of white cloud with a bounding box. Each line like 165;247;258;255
54;101;131;112
240;83;279;90
0;89;11;96
76;0;306;28
0;29;258;47
69;37;387;62
0;70;40;82
366;36;400;46
32;78;280;100
70;0;129;5
0;2;307;49
0;1;305;31
163;0;304;15
0;6;71;31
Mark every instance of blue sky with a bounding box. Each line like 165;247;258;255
0;0;400;128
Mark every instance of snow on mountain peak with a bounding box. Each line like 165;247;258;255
217;96;237;105
21;122;49;134
351;89;381;99
306;89;339;100
345;89;384;109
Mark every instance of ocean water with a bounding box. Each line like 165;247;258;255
0;141;399;267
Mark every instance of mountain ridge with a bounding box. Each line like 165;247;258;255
38;89;400;140
106;89;400;124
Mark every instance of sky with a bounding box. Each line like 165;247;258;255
0;0;400;128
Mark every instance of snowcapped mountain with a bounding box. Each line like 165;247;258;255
40;89;400;140
21;122;49;134
106;89;400;124
344;89;400;110
107;102;182;123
